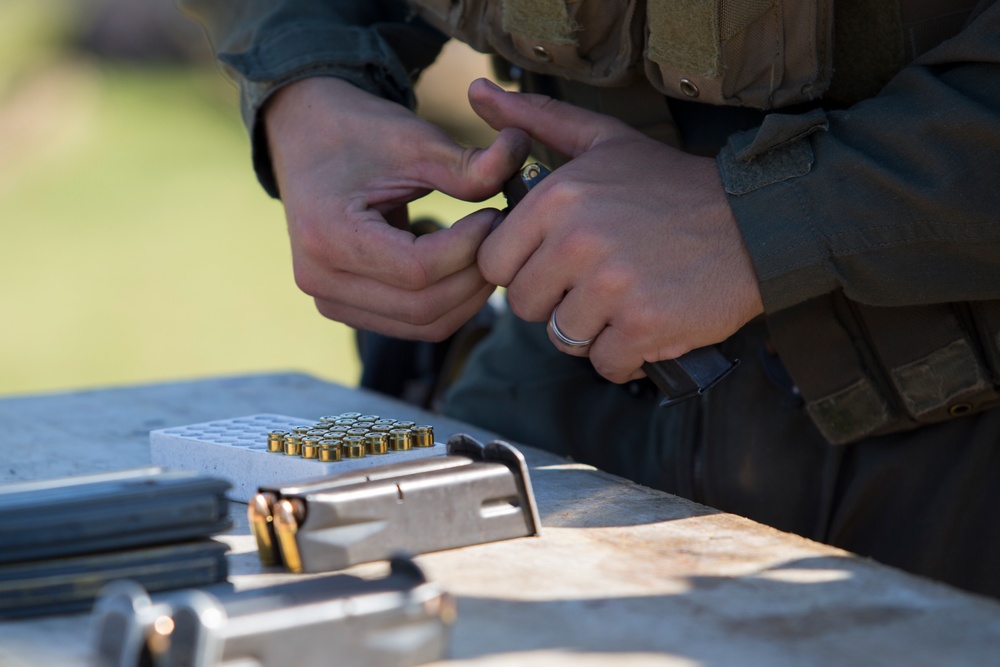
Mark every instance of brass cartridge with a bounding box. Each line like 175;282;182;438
318;440;343;463
273;498;305;573
284;435;303;457
267;430;288;454
338;412;362;419
389;429;412;452
412;425;434;448
301;436;322;460
365;432;389;456
342;435;366;459
248;492;279;565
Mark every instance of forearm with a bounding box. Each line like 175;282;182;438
179;0;448;196
720;2;1000;312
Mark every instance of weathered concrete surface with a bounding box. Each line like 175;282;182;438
1;373;999;666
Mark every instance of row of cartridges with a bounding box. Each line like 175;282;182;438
267;412;435;461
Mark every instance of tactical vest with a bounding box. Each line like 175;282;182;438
408;0;999;444
409;0;981;108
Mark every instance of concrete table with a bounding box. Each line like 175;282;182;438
1;373;999;666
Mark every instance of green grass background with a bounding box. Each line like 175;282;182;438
0;3;498;397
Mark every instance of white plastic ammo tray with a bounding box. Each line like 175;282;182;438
150;413;444;502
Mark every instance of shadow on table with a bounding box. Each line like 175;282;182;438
448;554;956;664
530;462;720;529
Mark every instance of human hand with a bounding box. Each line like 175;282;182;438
469;79;764;383
265;77;531;341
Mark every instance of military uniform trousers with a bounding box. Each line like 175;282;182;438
444;309;1000;599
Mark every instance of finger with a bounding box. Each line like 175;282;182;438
545;291;607;358
468;78;638;158
474;151;549;288
585;323;650;384
420;126;533;201
499;200;622;321
291;206;499;292
501;236;572;321
315;282;496;343
587;318;694;385
295;259;489;326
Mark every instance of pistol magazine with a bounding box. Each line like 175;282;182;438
92;558;452;667
249;434;541;573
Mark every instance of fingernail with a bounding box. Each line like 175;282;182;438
479;78;504;93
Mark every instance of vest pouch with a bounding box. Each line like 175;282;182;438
644;0;834;109
408;0;644;87
768;293;1000;445
767;293;896;445
853;302;1000;425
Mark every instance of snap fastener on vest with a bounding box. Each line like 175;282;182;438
532;45;552;62
949;402;973;416
679;79;700;98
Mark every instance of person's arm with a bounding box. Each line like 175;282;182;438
179;0;448;197
181;1;532;341
265;77;530;341
468;80;764;384
718;2;1000;313
469;3;1000;384
709;2;1000;443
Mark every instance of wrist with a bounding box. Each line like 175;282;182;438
263;78;366;197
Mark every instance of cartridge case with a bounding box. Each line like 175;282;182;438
412;426;434;448
318;440;342;463
267;430;288;454
389;429;413;452
342;436;366;459
283;435;303;457
365;432;389;456
301;436;322;460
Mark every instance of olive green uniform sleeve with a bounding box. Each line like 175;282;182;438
178;0;448;196
718;2;1000;311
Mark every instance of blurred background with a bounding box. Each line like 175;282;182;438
0;0;499;397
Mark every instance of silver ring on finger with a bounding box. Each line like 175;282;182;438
549;303;596;348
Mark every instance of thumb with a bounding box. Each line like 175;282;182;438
468;78;636;158
422;125;532;202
